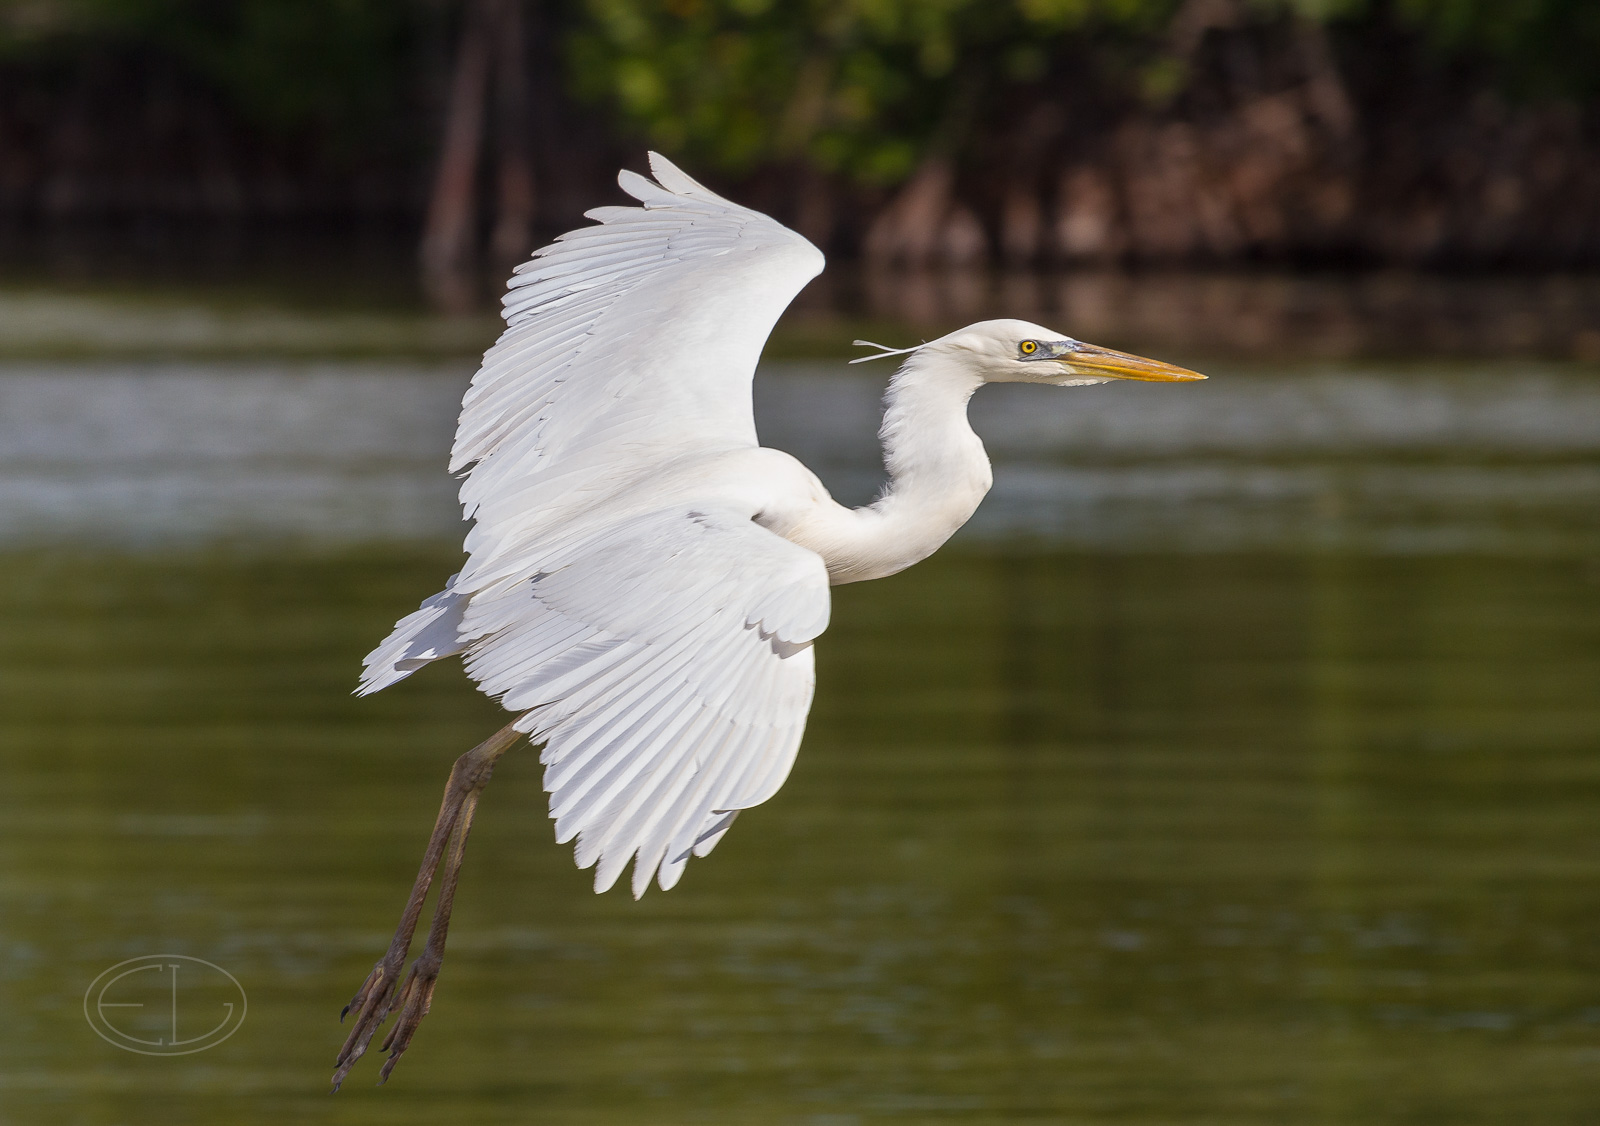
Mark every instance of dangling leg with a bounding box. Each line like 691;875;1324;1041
332;721;522;1091
375;776;485;1081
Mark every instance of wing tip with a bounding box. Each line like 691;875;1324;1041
616;167;663;204
647;151;708;196
614;150;741;211
616;153;708;206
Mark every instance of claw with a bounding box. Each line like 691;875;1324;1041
331;957;406;1091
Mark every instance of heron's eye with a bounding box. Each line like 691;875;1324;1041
1019;340;1038;356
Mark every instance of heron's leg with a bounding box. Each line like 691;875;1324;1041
375;777;486;1081
331;720;521;1091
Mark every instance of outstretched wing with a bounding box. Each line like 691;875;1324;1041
361;154;831;895
464;504;828;897
453;151;824;590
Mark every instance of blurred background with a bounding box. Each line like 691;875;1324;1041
2;2;1600;1124
3;0;1600;328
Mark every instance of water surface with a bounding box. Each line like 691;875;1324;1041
1;354;1598;1124
2;359;1597;553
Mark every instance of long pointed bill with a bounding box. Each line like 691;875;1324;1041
1063;344;1206;382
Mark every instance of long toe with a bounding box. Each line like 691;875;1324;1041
332;959;403;1091
340;960;386;1024
377;959;440;1084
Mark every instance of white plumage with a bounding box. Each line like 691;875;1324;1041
360;154;828;898
334;154;1204;1089
355;152;1204;900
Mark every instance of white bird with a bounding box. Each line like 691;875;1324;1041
332;152;1204;1088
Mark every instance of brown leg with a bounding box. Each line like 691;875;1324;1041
376;779;485;1081
331;721;522;1091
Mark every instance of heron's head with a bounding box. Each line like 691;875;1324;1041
931;318;1206;386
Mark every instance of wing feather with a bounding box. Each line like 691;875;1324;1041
520;507;825;892
360;154;830;894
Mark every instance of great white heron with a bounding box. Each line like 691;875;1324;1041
332;153;1204;1088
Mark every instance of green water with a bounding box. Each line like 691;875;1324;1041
3;544;1599;1124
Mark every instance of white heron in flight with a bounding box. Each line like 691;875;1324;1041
332;153;1203;1088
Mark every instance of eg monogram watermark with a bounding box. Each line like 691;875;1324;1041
84;955;247;1055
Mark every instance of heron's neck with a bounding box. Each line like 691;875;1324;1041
826;350;992;584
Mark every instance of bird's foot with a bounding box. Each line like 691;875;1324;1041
330;721;521;1091
331;948;407;1091
376;952;442;1083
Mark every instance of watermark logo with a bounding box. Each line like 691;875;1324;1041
84;955;247;1055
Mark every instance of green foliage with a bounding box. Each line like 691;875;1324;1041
3;0;1599;181
570;0;1600;180
569;0;1184;183
0;0;422;145
1391;0;1600;98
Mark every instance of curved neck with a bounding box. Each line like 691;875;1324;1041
817;349;993;584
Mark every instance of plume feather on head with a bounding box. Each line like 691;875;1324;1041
849;340;924;364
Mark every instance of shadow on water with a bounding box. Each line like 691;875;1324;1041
1;272;1599;1122
4;265;1600;362
790;268;1600;363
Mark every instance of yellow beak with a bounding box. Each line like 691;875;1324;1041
1064;344;1206;382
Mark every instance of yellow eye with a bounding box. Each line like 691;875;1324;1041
1020;340;1038;355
